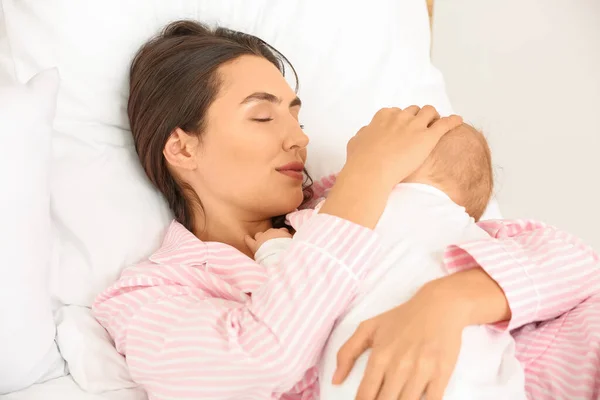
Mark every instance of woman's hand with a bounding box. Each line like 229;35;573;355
333;267;511;400
319;106;462;229
332;281;470;400
344;106;463;188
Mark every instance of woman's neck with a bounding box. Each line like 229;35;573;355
193;209;272;258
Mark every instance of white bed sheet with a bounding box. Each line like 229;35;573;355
0;376;147;400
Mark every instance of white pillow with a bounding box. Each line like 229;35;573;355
2;1;175;308
0;69;66;393
55;306;137;393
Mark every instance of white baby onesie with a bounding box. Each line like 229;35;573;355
255;183;526;399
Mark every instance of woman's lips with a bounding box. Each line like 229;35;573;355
276;162;304;181
277;169;304;180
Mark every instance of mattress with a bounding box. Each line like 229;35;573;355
0;376;147;400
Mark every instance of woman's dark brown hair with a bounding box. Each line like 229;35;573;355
128;20;312;232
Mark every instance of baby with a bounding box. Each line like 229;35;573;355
247;124;527;399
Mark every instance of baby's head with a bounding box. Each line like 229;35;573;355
406;123;493;221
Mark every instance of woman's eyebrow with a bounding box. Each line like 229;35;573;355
241;92;302;107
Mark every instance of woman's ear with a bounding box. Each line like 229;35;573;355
163;127;199;171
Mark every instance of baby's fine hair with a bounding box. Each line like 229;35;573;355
422;123;493;221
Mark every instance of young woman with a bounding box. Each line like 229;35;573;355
93;20;600;400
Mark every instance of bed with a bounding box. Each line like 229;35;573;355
1;377;146;400
0;1;448;399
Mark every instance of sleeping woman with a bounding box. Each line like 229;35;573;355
93;20;600;400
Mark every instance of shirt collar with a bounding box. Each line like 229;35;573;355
148;220;267;294
149;220;208;266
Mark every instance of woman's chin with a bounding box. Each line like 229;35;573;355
271;189;305;215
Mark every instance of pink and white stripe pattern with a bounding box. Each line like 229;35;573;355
93;214;385;399
445;219;600;399
93;182;600;399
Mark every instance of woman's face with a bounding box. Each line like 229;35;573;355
177;55;309;222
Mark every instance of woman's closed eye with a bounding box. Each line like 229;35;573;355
252;118;305;129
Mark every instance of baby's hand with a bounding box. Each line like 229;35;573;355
244;228;292;255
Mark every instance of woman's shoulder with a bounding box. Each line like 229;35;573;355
116;220;268;294
93;220;267;325
145;219;210;266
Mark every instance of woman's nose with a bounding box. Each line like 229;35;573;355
283;121;309;151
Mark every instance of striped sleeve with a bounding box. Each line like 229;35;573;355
444;219;600;331
517;294;600;399
93;214;383;399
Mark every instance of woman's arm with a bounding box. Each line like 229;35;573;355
94;213;386;399
333;219;599;400
444;219;600;330
423;267;512;326
311;188;598;331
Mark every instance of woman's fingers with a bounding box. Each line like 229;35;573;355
370;107;399;124
402;105;421;116
371;106;419;126
398;361;434;400
429;114;463;137
424;355;455;400
373;361;411;400
333;323;373;384
424;376;449;400
414;105;440;127
355;352;388;400
346;104;466;189
331;288;465;400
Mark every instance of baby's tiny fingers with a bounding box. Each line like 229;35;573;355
244;235;257;251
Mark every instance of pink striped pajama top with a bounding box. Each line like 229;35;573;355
93;180;600;400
